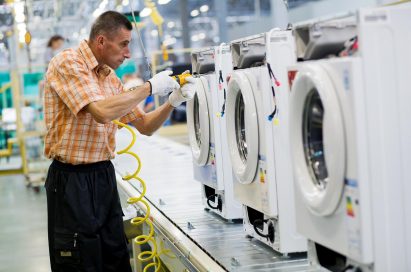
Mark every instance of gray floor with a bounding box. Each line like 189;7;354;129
0;175;51;272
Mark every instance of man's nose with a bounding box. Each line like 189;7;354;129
124;47;131;59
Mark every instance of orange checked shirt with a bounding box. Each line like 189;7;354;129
44;40;144;165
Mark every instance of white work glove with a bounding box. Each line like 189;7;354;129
168;76;196;108
148;70;180;97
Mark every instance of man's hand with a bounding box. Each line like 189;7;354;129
168;77;196;108
148;70;180;96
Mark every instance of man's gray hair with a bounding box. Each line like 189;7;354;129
89;11;133;40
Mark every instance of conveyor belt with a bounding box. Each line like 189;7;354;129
113;129;312;272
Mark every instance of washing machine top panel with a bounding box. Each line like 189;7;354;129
187;76;212;166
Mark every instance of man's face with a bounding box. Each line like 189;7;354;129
100;27;131;69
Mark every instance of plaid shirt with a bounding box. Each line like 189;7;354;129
44;40;143;164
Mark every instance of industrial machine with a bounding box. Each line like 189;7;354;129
225;29;306;253
186;46;242;220
289;4;411;271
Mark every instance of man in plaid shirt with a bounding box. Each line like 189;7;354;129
44;11;195;272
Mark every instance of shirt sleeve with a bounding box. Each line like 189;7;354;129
50;55;105;116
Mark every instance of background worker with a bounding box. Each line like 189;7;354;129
43;11;195;272
44;35;65;70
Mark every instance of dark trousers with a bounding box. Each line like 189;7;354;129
45;160;132;272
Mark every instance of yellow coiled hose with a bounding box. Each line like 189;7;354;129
113;120;163;272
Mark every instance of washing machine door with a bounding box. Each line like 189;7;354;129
289;64;346;216
226;70;259;184
187;77;210;166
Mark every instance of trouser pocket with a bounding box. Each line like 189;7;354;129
54;229;81;266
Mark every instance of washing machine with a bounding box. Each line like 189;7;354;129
289;4;411;272
186;46;242;220
226;30;306;253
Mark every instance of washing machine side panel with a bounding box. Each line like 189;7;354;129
205;74;226;191
232;173;263;212
246;67;279;217
359;5;411;270
214;46;243;219
267;31;307;253
323;58;374;264
295;190;348;256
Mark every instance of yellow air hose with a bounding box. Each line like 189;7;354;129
113;120;166;272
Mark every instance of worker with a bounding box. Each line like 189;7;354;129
43;11;195;272
44;35;65;70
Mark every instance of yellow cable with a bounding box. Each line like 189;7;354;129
113;120;162;272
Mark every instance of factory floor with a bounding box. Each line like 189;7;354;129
0;174;50;272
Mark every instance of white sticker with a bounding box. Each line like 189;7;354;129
362;10;389;24
270;36;288;43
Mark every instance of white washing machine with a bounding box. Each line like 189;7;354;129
226;30;306;253
289;5;411;272
186;46;242;220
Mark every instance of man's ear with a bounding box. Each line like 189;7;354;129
96;35;105;49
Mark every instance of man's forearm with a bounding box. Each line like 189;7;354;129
131;101;175;135
85;82;151;123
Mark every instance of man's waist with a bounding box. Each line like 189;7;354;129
51;159;113;172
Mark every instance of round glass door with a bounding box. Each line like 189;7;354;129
187;77;210;166
226;70;259;184
235;93;248;163
303;89;329;190
193;93;202;146
289;63;346;216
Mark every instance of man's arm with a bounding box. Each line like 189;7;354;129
85;83;151;124
131;101;175;136
130;76;197;136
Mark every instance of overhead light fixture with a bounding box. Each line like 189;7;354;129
198;33;206;40
190;9;199;17
122;0;129;6
158;0;172;5
191;34;199;42
167;21;175;28
163;37;176;46
151;29;158;37
199;5;209;13
140;7;152;17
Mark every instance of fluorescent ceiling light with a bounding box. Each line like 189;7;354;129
163;37;176;46
151;29;158;37
190;9;199;17
199;5;209;13
158;0;172;5
191;35;199;42
140;7;152;17
167;21;175;28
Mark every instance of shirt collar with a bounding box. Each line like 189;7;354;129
78;40;111;78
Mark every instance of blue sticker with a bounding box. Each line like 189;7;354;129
345;179;358;188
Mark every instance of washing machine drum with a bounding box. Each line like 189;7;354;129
289;64;346;216
226;70;259;184
187;77;211;166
